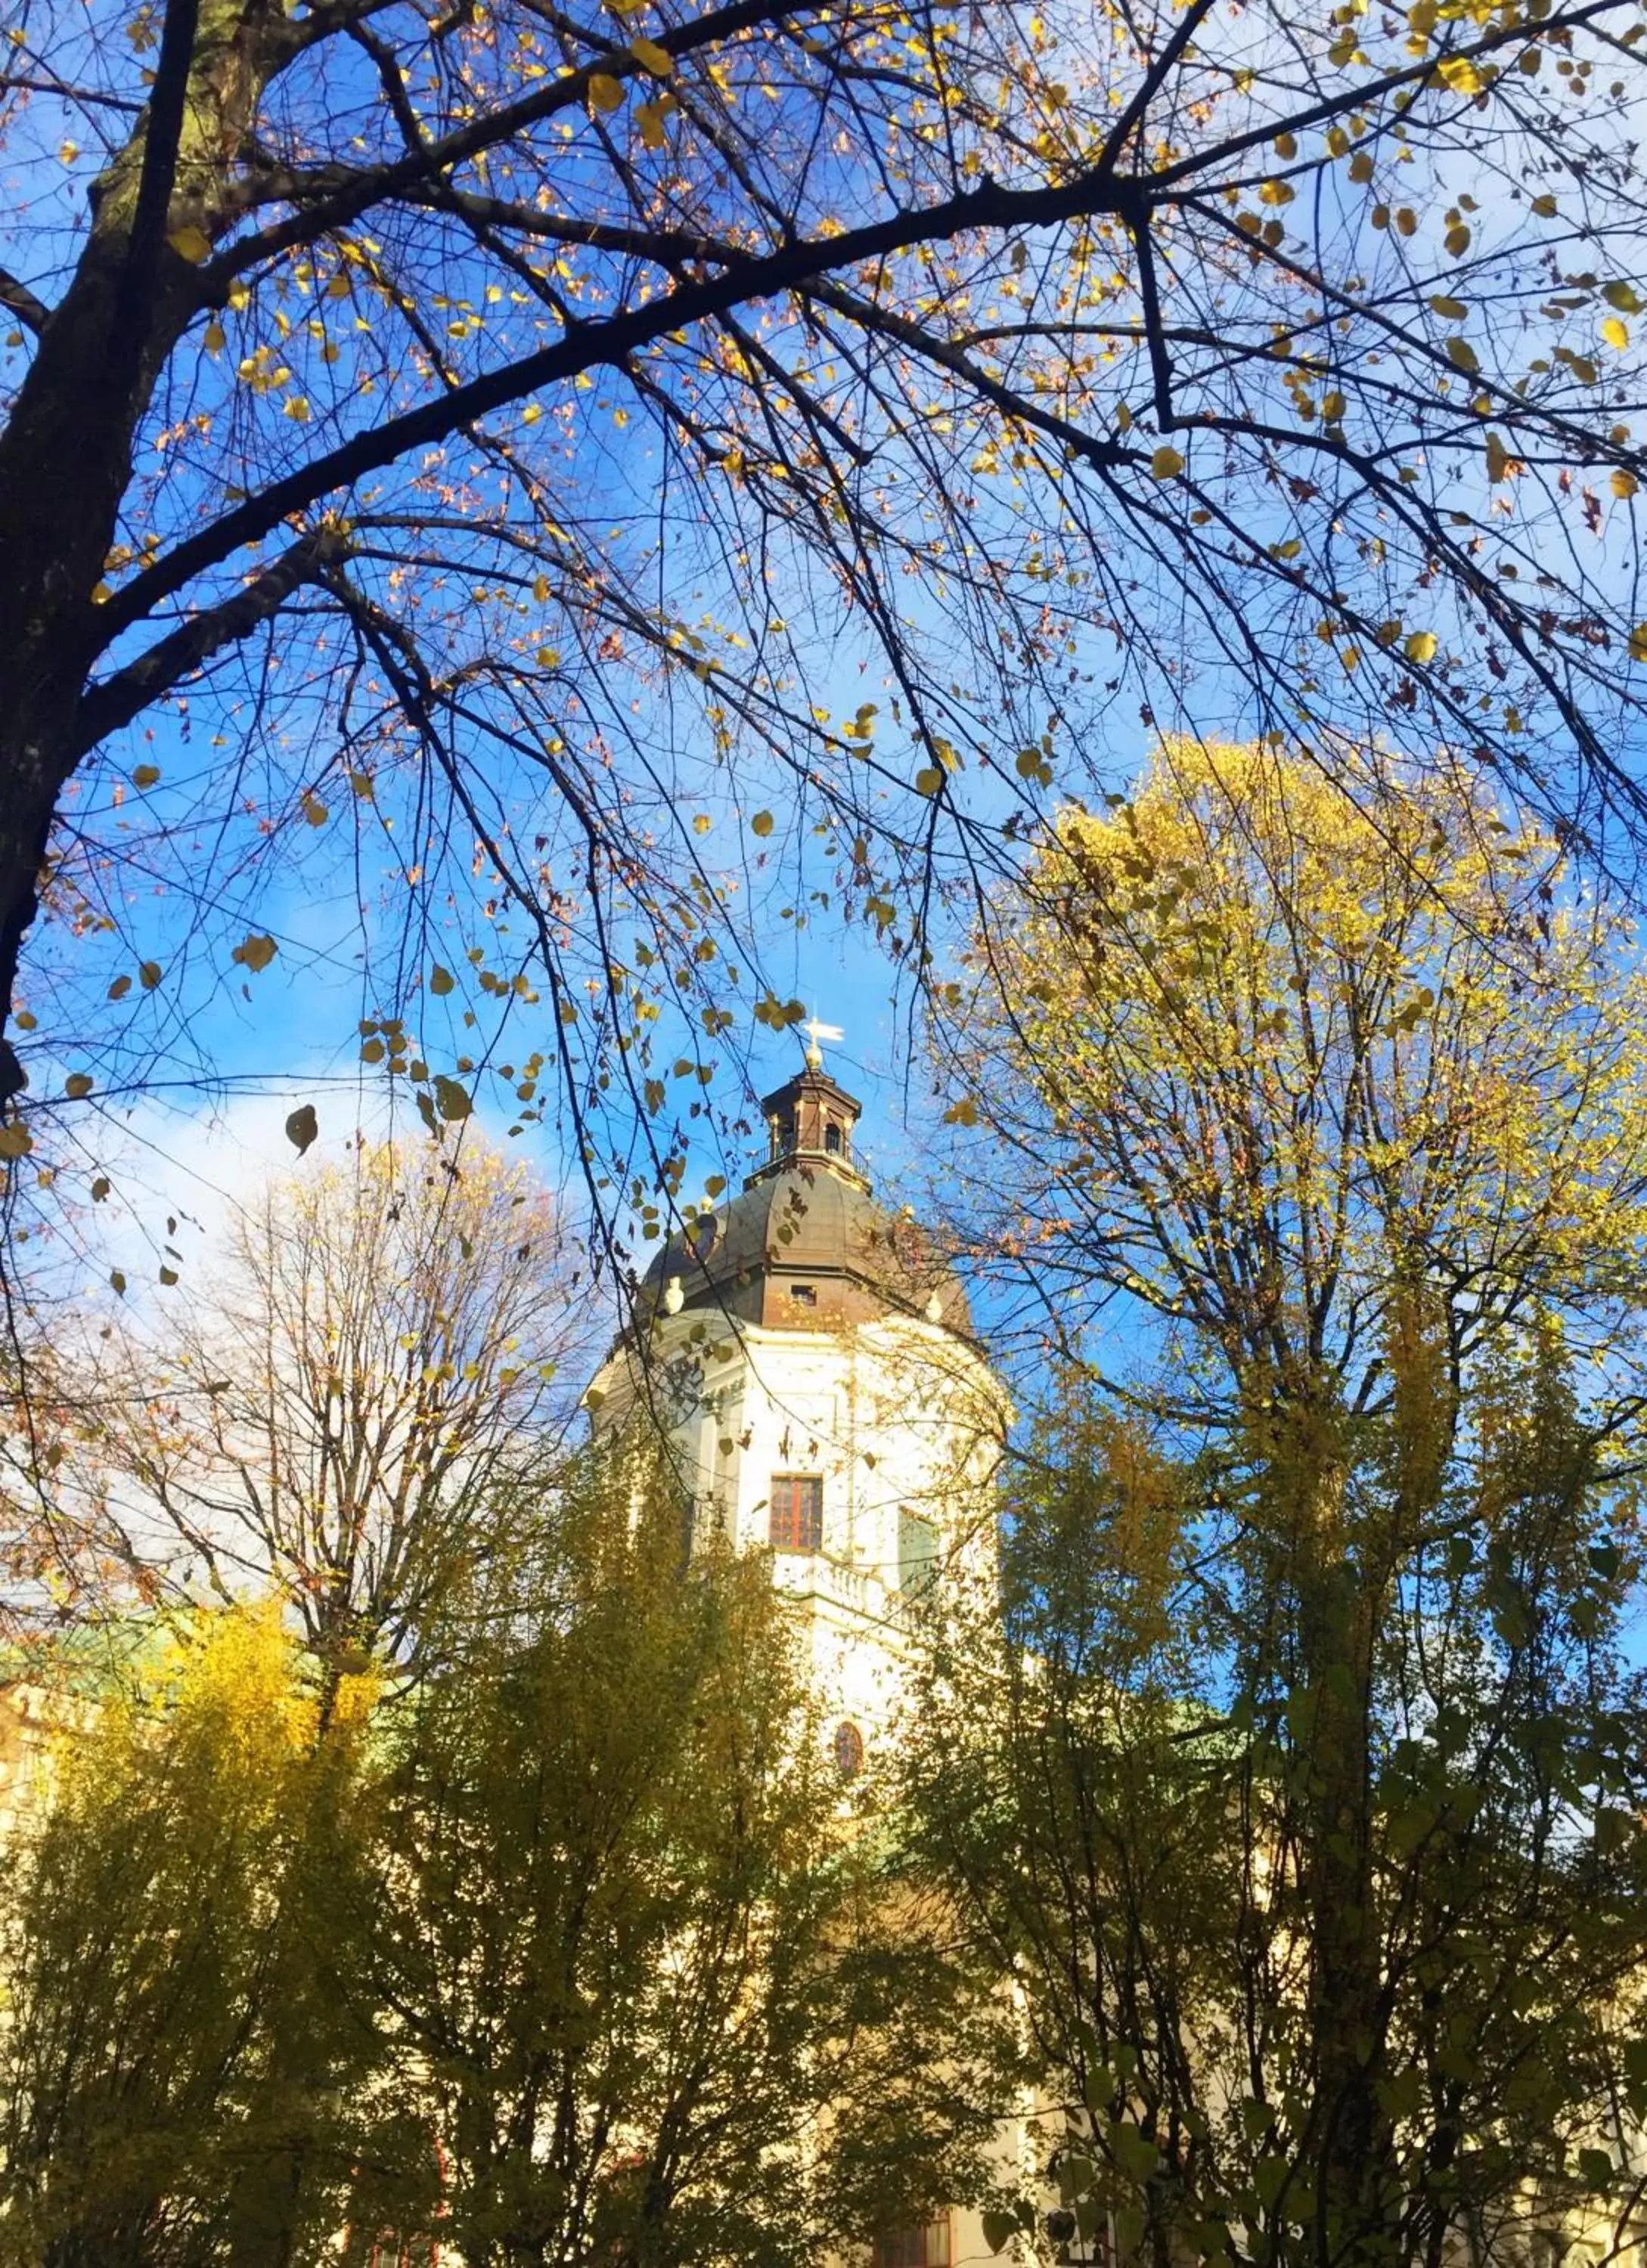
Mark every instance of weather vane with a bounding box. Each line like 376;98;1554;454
803;1015;843;1071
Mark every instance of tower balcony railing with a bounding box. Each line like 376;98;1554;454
771;1548;931;1634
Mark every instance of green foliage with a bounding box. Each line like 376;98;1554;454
918;739;1647;2268
0;1446;996;2266
906;1343;1647;2268
348;1447;1000;2267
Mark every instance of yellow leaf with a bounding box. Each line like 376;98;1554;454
588;70;625;111
1428;295;1468;320
64;1074;94;1100
1444;336;1479;376
1630;624;1647;664
914;767;943;796
636;101;668;148
231;933;278;974
57;141;79;165
0;1124;32;1160
203;316;225;354
629;34;671;73
430;964;455;995
1151;446;1185;479
1485;431;1509;482
1603;282;1643;314
132;763;160;789
1611;469;1638;500
1405;630;1438;664
751;810;774;837
1602;315;1630;352
138;960;163;991
168;224;212;263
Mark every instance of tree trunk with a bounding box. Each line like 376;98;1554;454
0;236;150;1093
0;0;299;1090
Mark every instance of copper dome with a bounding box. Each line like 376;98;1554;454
640;1064;970;1334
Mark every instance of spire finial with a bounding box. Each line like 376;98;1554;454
804;1015;843;1073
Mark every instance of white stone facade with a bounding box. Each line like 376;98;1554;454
586;1301;1006;1761
585;1241;1021;2268
584;1055;1022;2268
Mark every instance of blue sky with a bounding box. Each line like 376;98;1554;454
13;0;1647;1405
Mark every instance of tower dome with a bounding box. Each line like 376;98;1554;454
640;1060;970;1334
587;1043;1006;1790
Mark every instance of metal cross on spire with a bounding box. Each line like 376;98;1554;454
803;1015;844;1071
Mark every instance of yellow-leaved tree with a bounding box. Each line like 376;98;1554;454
944;736;1647;1425
0;1603;380;2266
7;0;1647;1311
911;739;1647;2268
0;1450;1006;2268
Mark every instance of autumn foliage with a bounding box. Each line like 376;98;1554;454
0;1453;998;2266
6;0;1647;1282
910;739;1647;2268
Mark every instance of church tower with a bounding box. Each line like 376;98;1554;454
585;1042;1005;1768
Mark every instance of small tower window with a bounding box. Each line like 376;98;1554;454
789;1282;817;1308
899;1509;938;1596
769;1474;823;1553
824;1122;842;1155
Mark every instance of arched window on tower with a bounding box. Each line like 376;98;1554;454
833;1720;864;1778
824;1122;842;1156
